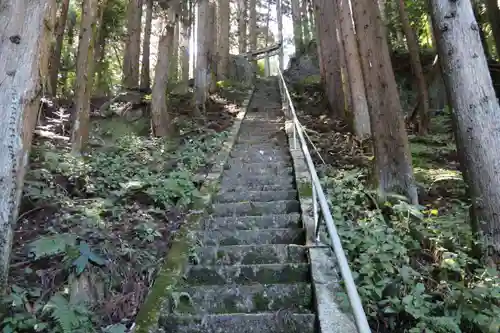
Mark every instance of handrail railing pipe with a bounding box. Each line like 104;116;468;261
276;68;372;333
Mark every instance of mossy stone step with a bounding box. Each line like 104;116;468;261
222;165;293;179
224;161;292;171
220;176;294;189
211;200;300;216
159;312;316;333
166;283;312;315
223;184;296;193
192;244;307;265
189;228;305;246
200;213;302;231
216;190;297;203
183;263;310;285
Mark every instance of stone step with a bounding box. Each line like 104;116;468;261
223;168;294;179
201;213;302;231
216;190;297;203
225;184;295;192
184;263;310;285
220;176;294;189
211;200;300;217
190;228;305;246
230;149;290;159
167;283;313;315
224;162;292;173
192;244;307;265
159;313;316;333
228;156;292;165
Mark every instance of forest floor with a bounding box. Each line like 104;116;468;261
290;81;499;333
2;82;249;333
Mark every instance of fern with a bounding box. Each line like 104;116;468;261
42;293;94;333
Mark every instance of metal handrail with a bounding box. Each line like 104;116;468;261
277;69;372;333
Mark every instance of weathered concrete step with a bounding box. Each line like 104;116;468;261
184;263;310;285
236;136;288;144
216;190;297;203
224;162;292;173
220;176;294;189
226;184;296;192
228;155;292;165
159;313;316;333
201;213;302;231
167;283;312;315
225;161;292;171
223;167;294;179
193;244;307;265
211;200;300;216
190;228;305;246
230;150;290;159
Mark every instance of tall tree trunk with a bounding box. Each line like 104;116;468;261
0;0;56;289
308;0;316;39
49;0;71;96
486;0;500;58
71;0;99;153
277;0;284;71
122;0;142;89
352;0;418;204
430;0;500;255
249;0;257;51
312;0;325;83
337;0;370;139
314;0;345;118
179;9;190;92
208;0;217;93
217;0;230;80
237;0;247;53
291;0;303;53
140;0;153;91
152;10;176;137
264;0;272;76
301;0;310;44
169;19;179;81
337;22;351;117
397;0;430;135
93;15;109;96
61;11;77;96
195;0;209;115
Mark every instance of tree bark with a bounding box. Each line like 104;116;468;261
71;0;99;153
472;0;490;58
277;0;284;71
337;0;370;139
151;11;176;137
430;0;500;254
314;0;345;118
397;0;430;135
0;0;55;289
352;0;418;204
49;0;71;96
169;18;179;81
301;0;310;44
179;5;191;92
217;0;230;80
237;0;247;53
122;0;142;89
195;0;209;115
140;0;153;91
208;0;217;93
291;0;303;53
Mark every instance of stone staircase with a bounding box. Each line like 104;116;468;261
160;79;316;332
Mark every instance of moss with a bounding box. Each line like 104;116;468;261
298;181;313;198
133;212;203;333
253;292;270;311
222;296;238;313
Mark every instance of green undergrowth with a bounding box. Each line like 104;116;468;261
2;119;229;333
324;167;499;333
322;117;500;333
